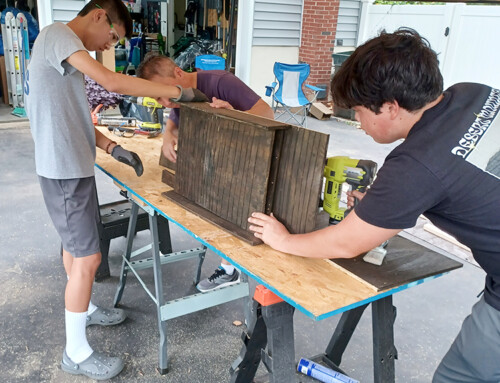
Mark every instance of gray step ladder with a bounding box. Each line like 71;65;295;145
1;11;29;108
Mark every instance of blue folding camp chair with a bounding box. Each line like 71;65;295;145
195;54;226;70
265;62;322;127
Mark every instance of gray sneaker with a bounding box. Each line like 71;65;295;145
196;267;240;292
61;350;124;380
86;306;127;327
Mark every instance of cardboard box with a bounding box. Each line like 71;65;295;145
309;102;333;120
96;48;116;72
0;56;9;105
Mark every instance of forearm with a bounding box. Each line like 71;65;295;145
163;120;178;144
66;51;181;99
95;127;117;154
246;99;274;120
249;210;400;259
277;226;357;259
104;71;181;99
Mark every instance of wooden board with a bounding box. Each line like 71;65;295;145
161;169;175;187
159;151;176;172
331;235;463;291
164;190;261;245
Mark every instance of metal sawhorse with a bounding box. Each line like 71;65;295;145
230;286;396;383
311;296;396;383
112;191;250;374
95;191;171;281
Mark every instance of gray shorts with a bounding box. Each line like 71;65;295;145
38;176;100;258
433;296;500;382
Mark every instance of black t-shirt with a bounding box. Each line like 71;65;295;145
356;83;500;310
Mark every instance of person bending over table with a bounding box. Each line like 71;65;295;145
137;53;274;293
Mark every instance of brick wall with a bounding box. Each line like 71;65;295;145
299;0;340;94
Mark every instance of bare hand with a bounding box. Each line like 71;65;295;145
162;128;178;162
209;97;234;110
248;212;290;251
346;190;366;209
157;96;180;109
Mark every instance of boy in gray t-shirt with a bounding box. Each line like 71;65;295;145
24;0;207;379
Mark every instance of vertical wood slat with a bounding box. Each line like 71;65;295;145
240;128;257;229
265;130;284;215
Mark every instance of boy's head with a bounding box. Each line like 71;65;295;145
78;0;133;48
331;28;443;115
137;53;185;83
137;53;190;108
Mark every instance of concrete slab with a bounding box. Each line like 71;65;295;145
0;120;485;383
0;103;29;126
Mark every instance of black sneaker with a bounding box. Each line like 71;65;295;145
196;267;240;293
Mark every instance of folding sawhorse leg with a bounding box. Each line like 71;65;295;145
313;295;398;383
113;194;249;374
230;285;296;383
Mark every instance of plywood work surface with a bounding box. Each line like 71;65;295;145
95;127;455;320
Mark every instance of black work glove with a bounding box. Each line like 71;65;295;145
171;85;209;103
111;145;144;177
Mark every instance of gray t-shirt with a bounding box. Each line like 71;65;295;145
25;23;96;179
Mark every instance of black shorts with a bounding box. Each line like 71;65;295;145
38;176;100;258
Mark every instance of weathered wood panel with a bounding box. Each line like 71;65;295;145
174;104;279;232
273;127;329;234
163;103;329;244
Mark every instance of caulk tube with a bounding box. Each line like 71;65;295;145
297;358;359;383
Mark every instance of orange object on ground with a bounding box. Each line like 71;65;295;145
254;285;284;306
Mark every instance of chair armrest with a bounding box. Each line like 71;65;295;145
265;81;277;89
305;84;323;92
265;82;277;97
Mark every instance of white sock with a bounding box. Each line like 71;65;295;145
67;275;98;315
87;301;98;315
65;309;93;363
221;263;235;275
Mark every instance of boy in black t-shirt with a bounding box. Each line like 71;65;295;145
248;28;500;382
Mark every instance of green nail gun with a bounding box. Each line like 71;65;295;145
323;156;378;224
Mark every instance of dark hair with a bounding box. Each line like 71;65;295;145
331;28;443;114
136;52;178;80
78;0;133;39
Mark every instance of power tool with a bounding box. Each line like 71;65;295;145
93;97;164;130
125;96;164;130
323;156;378;224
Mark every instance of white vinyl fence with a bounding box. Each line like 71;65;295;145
358;2;500;89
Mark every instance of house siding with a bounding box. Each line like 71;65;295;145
252;0;303;46
335;0;361;47
52;0;86;23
